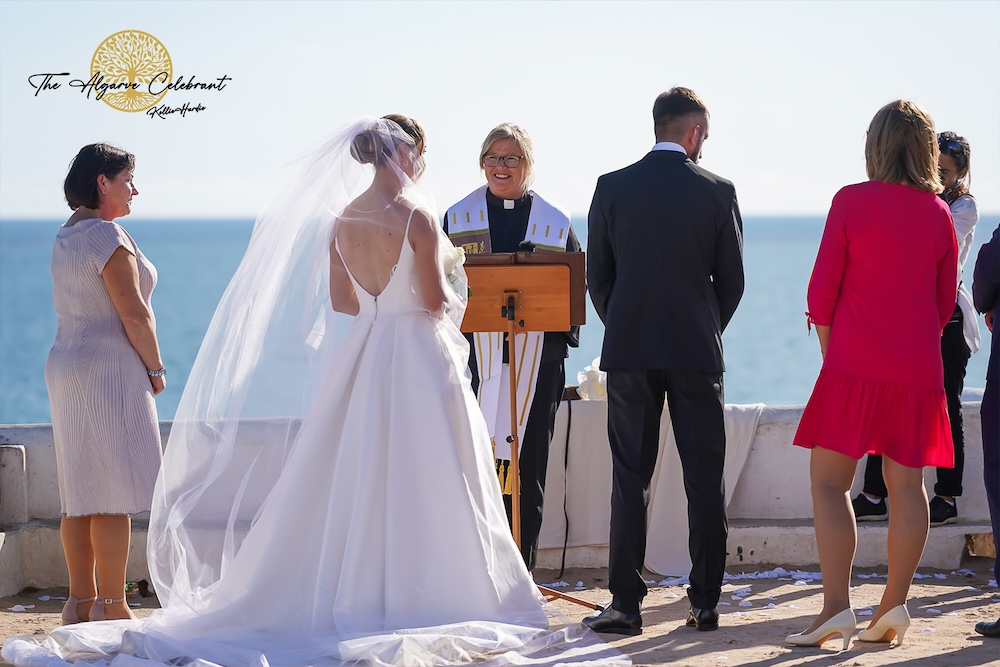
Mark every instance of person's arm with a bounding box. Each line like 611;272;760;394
936;217;960;330
409;209;448;317
713;186;745;332
806;190;850;356
329;234;359;315
814;324;832;358
951;195;979;269
102;247;166;395
586;179;614;323
973;224;1000;332
562;225;582;347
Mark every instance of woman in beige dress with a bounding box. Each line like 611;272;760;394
46;143;165;624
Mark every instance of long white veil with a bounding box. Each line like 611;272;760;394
147;116;465;611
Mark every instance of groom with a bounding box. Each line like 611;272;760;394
584;87;744;634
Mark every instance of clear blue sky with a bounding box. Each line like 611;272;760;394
1;0;997;219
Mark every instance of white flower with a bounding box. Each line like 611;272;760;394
443;245;466;279
443;245;468;299
576;356;607;401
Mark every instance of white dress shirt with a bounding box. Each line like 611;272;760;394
652;141;687;155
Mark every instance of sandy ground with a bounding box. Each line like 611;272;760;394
2;558;998;666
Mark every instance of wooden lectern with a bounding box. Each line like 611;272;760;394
461;251;599;610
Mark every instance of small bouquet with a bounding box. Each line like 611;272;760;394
443;245;467;298
576;357;607;401
441;244;468;326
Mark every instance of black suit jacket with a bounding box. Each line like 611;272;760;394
587;150;744;371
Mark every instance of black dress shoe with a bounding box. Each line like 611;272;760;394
975;618;1000;638
582;606;642;635
686;606;719;631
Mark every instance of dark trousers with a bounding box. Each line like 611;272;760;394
606;368;727;613
499;359;565;570
982;378;1000;583
863;315;970;497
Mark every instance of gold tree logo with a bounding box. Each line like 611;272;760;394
91;30;172;112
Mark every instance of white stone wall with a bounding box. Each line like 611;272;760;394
0;403;991;596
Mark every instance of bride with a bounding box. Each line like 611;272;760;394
2;117;624;666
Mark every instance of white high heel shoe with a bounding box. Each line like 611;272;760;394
786;608;857;650
858;604;910;645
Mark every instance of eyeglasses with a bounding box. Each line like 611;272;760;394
483;155;525;168
939;138;965;158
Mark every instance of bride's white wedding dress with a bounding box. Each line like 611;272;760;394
3;118;625;667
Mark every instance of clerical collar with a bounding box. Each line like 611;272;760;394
486;188;531;210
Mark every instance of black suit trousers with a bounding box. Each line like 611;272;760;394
606;368;727;613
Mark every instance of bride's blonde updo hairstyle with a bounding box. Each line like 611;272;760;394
350;114;425;166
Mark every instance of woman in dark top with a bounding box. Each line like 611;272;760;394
444;123;580;570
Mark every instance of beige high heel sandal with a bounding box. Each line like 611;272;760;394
60;595;97;625
89;596;129;621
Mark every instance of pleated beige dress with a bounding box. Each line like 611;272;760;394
45;217;162;517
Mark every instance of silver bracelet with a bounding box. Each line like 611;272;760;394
147;367;166;378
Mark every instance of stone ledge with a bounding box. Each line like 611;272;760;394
537;520;994;576
0;520;151;598
1;519;992;597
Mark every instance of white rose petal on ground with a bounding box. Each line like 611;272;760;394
659;576;689;586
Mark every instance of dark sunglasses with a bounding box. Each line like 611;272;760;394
939;138;965;158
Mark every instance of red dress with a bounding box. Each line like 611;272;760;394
794;181;958;467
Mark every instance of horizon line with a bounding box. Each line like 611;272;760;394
3;211;999;223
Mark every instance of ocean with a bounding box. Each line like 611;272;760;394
1;215;995;424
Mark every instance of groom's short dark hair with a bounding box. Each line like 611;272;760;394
653;87;709;139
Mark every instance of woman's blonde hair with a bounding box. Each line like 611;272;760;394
479;123;534;193
865;100;942;193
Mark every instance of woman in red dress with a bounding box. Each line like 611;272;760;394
787;100;958;650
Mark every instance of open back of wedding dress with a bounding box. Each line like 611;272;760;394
2;119;625;667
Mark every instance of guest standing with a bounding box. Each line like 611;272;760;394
585;87;745;635
853;131;980;526
46;143;164;624
788;101;958;650
444;123;581;570
972;222;1000;639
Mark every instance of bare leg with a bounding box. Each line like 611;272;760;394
871;456;928;625
801;446;859;633
91;514;136;620
60;515;97;621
